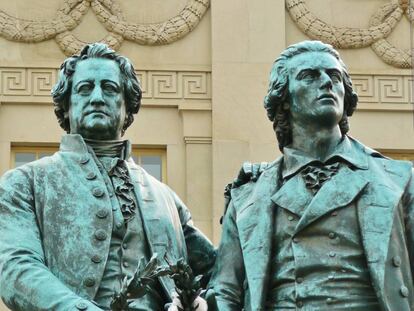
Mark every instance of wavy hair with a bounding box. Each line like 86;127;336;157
264;41;358;152
51;43;142;135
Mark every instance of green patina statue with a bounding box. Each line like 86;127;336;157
0;43;215;311
209;41;414;310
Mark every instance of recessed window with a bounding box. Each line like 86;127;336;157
131;149;166;182
378;150;414;163
11;147;57;168
11;146;167;182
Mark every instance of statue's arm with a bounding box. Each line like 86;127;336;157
209;200;245;311
0;168;102;311
170;190;216;288
404;168;414;275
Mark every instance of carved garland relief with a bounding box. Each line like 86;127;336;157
286;0;413;68
0;0;210;55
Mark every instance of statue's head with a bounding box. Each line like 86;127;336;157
52;43;142;140
264;40;358;151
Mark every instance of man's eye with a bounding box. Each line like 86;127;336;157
103;84;119;93
78;84;92;94
331;73;342;83
302;72;317;80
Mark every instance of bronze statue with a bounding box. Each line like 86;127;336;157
210;40;414;310
0;43;215;311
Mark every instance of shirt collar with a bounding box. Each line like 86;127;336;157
59;134;132;159
282;135;368;179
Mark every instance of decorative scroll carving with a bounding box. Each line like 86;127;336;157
0;67;211;103
351;73;413;106
0;0;210;55
286;0;413;68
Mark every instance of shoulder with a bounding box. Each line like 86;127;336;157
227;157;282;201
349;136;413;187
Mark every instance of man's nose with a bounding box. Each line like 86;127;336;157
89;87;105;105
319;72;333;90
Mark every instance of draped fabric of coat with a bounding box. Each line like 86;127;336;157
210;137;414;311
0;135;216;311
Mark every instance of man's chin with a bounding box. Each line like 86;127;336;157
79;123;114;139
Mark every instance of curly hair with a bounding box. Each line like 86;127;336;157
263;40;358;152
51;43;142;136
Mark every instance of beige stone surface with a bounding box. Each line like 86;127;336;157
0;0;413;309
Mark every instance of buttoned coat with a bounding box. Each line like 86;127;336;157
0;135;215;311
210;137;414;311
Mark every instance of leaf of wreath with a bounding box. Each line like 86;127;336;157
55;31;123;56
369;2;412;69
286;0;403;49
0;0;89;42
91;0;210;45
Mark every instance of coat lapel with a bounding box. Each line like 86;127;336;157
232;160;281;311
271;175;313;216
126;160;176;293
294;165;368;234
357;159;412;303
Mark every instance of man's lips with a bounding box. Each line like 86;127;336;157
85;110;109;116
317;94;336;100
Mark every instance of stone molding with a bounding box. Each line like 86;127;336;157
286;0;413;68
184;136;212;144
0;67;212;105
0;0;210;55
351;73;413;111
0;67;411;111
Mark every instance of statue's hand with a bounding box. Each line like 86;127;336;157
232;161;268;187
166;292;208;311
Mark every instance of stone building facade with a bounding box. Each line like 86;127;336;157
0;1;412;309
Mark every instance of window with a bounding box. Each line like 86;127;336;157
131;149;167;182
11;146;57;168
379;150;414;163
11;146;167;182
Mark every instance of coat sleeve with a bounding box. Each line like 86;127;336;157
0;167;103;311
170;190;217;288
209;200;245;311
404;168;414;276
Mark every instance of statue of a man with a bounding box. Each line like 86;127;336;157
0;43;215;311
210;41;414;310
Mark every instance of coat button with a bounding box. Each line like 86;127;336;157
86;172;96;180
123;261;129;268
122;243;128;250
93;188;104;197
91;255;102;263
79;156;90;164
288;215;294;221
400;285;409;297
296;277;304;284
83;276;95;287
96;209;108;219
95;229;107;241
296;300;303;307
328;232;336;239
393;256;402;267
76;301;88;310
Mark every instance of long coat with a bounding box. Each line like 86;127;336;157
211;138;414;311
0;135;215;311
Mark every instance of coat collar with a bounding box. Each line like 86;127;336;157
59;134;132;159
282;135;368;179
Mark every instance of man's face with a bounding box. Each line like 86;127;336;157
287;51;345;128
68;58;126;140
